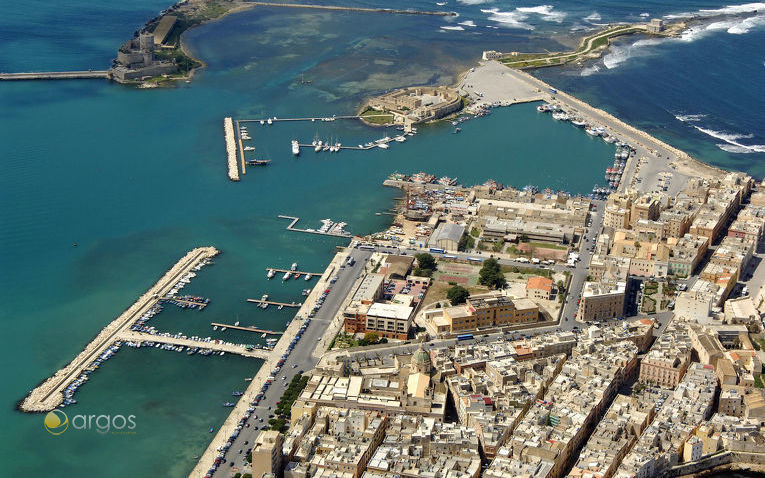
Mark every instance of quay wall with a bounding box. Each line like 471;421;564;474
19;247;219;413
224;117;239;181
189;248;352;478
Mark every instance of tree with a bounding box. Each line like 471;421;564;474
415;253;436;271
363;332;379;344
478;258;507;289
412;267;433;278
447;285;470;305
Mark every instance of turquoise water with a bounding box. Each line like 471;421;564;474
1;0;763;476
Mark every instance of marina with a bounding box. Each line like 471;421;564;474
265;267;320;279
17;247;220;413
278;214;352;237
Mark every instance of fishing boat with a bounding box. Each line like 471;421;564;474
244;146;255;151
305;273;312;281
283;271;291;281
234;321;240;326
209;427;215;433
278;305;284;310
291;262;298;271
222;402;235;407
293;272;301;279
571;118;587;127
245;377;253;381
246;159;271;166
267;269;275;279
453;127;461;134
292;140;300;155
314;140;322;152
232;391;243;396
267;118;273;125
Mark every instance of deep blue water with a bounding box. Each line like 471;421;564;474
1;0;763;476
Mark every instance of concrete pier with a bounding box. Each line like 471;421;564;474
223;117;240;181
18;247;219;413
117;331;269;359
0;71;110;80
239;115;359;123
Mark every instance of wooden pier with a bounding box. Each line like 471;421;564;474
278;215;352;237
211;323;283;335
247;298;302;308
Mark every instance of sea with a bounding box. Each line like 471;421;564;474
0;0;763;475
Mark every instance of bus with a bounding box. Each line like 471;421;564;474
456;334;474;341
429;247;445;254
442;254;458;259
467;256;483;263
358;244;375;251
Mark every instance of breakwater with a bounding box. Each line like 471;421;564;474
223;117;240;181
18;247;219;413
249;2;456;16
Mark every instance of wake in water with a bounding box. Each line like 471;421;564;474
673;113;764;154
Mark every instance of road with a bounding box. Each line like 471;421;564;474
216;248;371;477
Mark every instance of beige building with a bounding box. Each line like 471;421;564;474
577;281;625;322
630;195;661;226
440;292;539;333
252;430;284;478
526;276;553;300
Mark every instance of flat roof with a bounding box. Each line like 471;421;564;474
367;302;413;320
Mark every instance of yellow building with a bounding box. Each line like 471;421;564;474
252;430;284;478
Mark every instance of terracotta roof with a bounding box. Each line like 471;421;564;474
526;276;553;292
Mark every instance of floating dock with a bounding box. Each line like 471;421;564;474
18;247;220;413
266;267;321;277
278;215;352;237
247;298;302;308
210;323;283;335
223;117;240;181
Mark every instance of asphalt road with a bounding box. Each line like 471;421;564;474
218;248;371;476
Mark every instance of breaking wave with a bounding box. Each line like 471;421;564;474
481;4;566;30
440;25;465;31
584;12;601;22
458;20;477;27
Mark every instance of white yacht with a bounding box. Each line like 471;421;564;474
291;262;298;271
292;140;300;155
267;269;275;279
283;271;291;281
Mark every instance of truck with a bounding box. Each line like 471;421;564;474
429;247;445;254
